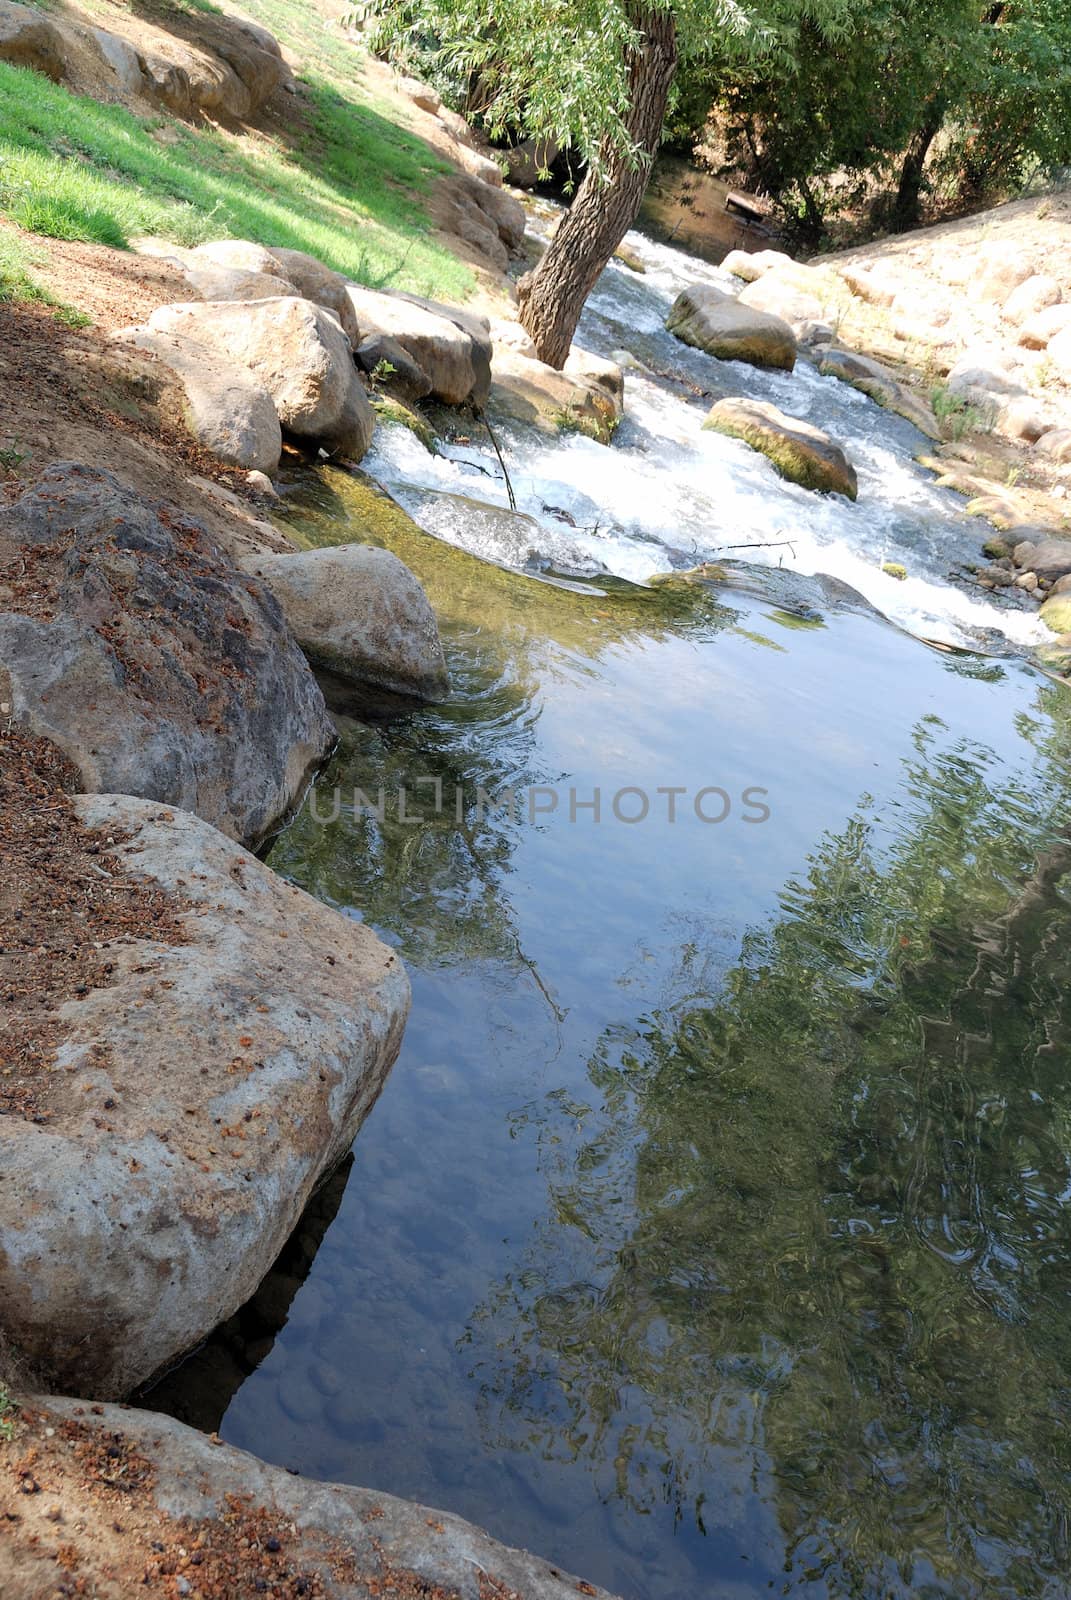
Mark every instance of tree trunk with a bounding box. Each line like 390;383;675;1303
517;5;678;368
891;104;944;231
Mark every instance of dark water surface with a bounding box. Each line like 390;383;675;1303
150;470;1071;1600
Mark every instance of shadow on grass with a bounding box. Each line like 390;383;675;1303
0;33;474;300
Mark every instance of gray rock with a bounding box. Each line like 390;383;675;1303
240;544;449;701
0;463;332;844
111;325;283;473
1010;535;1071;581
17;1396;622;1598
0;0;64;78
356;333;433;402
667;284;797;372
0;794;409;1395
1036;428;1071;463
819;348;940;438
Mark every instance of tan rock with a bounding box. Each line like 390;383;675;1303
0;0;67;80
267;246;362;344
490;346;623;443
111;325;282;473
344;286;492;405
704;396;858;498
721;248;794;283
1019;303;1071;349
667;285;797;372
1004;274;1062;325
974;243;1039;304
1036;428;1071;464
148;297;372;453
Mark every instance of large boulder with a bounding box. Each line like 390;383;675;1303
704;396;858;498
974;243;1039;304
147;297;374;458
0;790;409;1396
0;464;332;844
177;264;297;303
453;171;526;251
1036;428;1071;464
111;325;282;473
1004;273;1062;326
667;284;797;372
0;0;64;78
737;265;831;331
721;247;794;283
819;347;940;438
355;332;433;402
3;1396;621;1600
836;261;899;308
490;345;623;443
946;349;1026;403
503;135;559;188
240;544;450;701
266;245;362;345
1011;534;1071;581
1019;303;1071;350
187;239;280;277
344;285;492;405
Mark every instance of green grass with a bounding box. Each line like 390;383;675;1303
0;1386;17;1442
0;227;92;326
0;34;475;300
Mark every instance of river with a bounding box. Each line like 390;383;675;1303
146;218;1071;1600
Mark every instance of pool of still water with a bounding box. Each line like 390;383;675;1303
148;477;1071;1600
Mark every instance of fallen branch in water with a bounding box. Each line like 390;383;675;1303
476;408;517;512
713;538;797;553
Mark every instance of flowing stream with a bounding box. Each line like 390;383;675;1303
147;225;1071;1600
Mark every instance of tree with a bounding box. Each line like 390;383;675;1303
369;0;852;365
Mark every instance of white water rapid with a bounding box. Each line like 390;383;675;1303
364;208;1046;652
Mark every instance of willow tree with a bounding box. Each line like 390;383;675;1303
369;0;851;367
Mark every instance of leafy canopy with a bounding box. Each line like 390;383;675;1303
367;0;854;167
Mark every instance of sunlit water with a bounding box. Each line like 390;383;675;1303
364;212;1044;653
147;464;1071;1600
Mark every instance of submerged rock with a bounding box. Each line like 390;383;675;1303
704;396;858;499
240;544;450;702
110;325;283;474
148;297;374;461
0;463;332;844
0;794;409;1395
6;1396;621;1598
667;285;797;372
819;347;940;438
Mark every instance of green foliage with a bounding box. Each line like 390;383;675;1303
0;50;474;299
0;1387;17;1442
366;0;853;171
931;382;990;440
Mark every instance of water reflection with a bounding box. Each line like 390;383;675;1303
153;491;1071;1599
466;716;1071;1597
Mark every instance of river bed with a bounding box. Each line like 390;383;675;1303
147;226;1071;1600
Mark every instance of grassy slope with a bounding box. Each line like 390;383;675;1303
0;0;475;310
